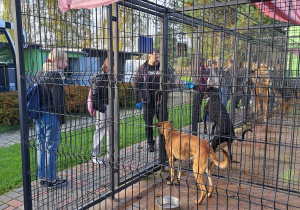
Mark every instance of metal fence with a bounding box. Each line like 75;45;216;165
7;0;300;209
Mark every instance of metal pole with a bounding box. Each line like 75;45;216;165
218;32;222;71
231;36;239;125
159;16;169;165
113;2;120;188
107;4;115;199
245;41;252;122
11;0;32;209
191;25;201;136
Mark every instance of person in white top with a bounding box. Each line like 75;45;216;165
207;60;219;88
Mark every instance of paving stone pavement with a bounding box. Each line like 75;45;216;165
0;140;160;209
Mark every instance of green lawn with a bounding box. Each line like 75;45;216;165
0;124;20;133
1;103;208;195
0;143;23;194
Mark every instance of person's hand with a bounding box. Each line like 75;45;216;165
136;102;143;110
184;81;194;89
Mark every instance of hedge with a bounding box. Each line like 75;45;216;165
0;83;136;126
0;91;19;126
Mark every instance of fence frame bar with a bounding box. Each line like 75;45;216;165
12;0;33;209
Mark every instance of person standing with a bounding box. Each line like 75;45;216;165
221;60;233;108
35;48;67;188
192;57;209;136
134;48;194;152
91;58;113;164
207;60;219;88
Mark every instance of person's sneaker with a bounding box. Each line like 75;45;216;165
39;179;47;186
42;178;67;188
92;156;103;165
148;143;155;152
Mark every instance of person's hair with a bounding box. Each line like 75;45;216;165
212;60;217;65
101;57;114;73
43;48;67;71
148;48;160;57
153;48;160;54
229;59;234;64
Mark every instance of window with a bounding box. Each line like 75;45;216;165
0;31;14;63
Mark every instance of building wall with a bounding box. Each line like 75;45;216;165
288;26;300;77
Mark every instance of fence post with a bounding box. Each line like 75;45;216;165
191;25;201;136
159;15;169;165
218;32;222;71
107;4;115;200
113;2;120;188
231;36;239;125
245;41;252;122
11;0;32;209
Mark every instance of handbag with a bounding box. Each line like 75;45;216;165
87;88;96;116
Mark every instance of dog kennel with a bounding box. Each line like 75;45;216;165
10;0;300;209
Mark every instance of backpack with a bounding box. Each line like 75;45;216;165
26;83;43;119
87;88;96;116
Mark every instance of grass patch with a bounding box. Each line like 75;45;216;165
0;144;23;194
179;76;193;82
0;124;20;133
0;103;203;195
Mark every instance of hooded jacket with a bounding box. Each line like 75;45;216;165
91;72;109;113
134;61;183;104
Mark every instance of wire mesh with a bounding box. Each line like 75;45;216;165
1;0;299;209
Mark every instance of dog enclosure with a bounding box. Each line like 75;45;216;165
9;0;300;209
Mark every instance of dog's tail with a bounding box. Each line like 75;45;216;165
242;129;253;140
234;129;253;142
209;149;229;169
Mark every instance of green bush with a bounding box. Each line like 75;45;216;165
118;82;135;108
0;83;136;126
0;91;19;126
64;85;90;114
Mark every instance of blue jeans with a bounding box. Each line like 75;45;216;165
35;113;60;181
221;86;230;108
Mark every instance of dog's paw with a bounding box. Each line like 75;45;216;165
207;193;212;198
167;181;174;185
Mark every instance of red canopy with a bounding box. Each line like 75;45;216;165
254;0;300;25
58;0;119;13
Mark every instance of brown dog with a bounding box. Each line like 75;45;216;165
252;66;272;122
273;79;299;114
154;121;229;205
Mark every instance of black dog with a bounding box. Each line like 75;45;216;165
203;87;252;160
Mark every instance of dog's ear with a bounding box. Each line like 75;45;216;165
169;120;173;124
153;122;162;127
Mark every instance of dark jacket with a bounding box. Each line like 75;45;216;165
198;65;209;92
91;72;108;113
222;67;232;87
134;61;183;104
34;69;66;124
